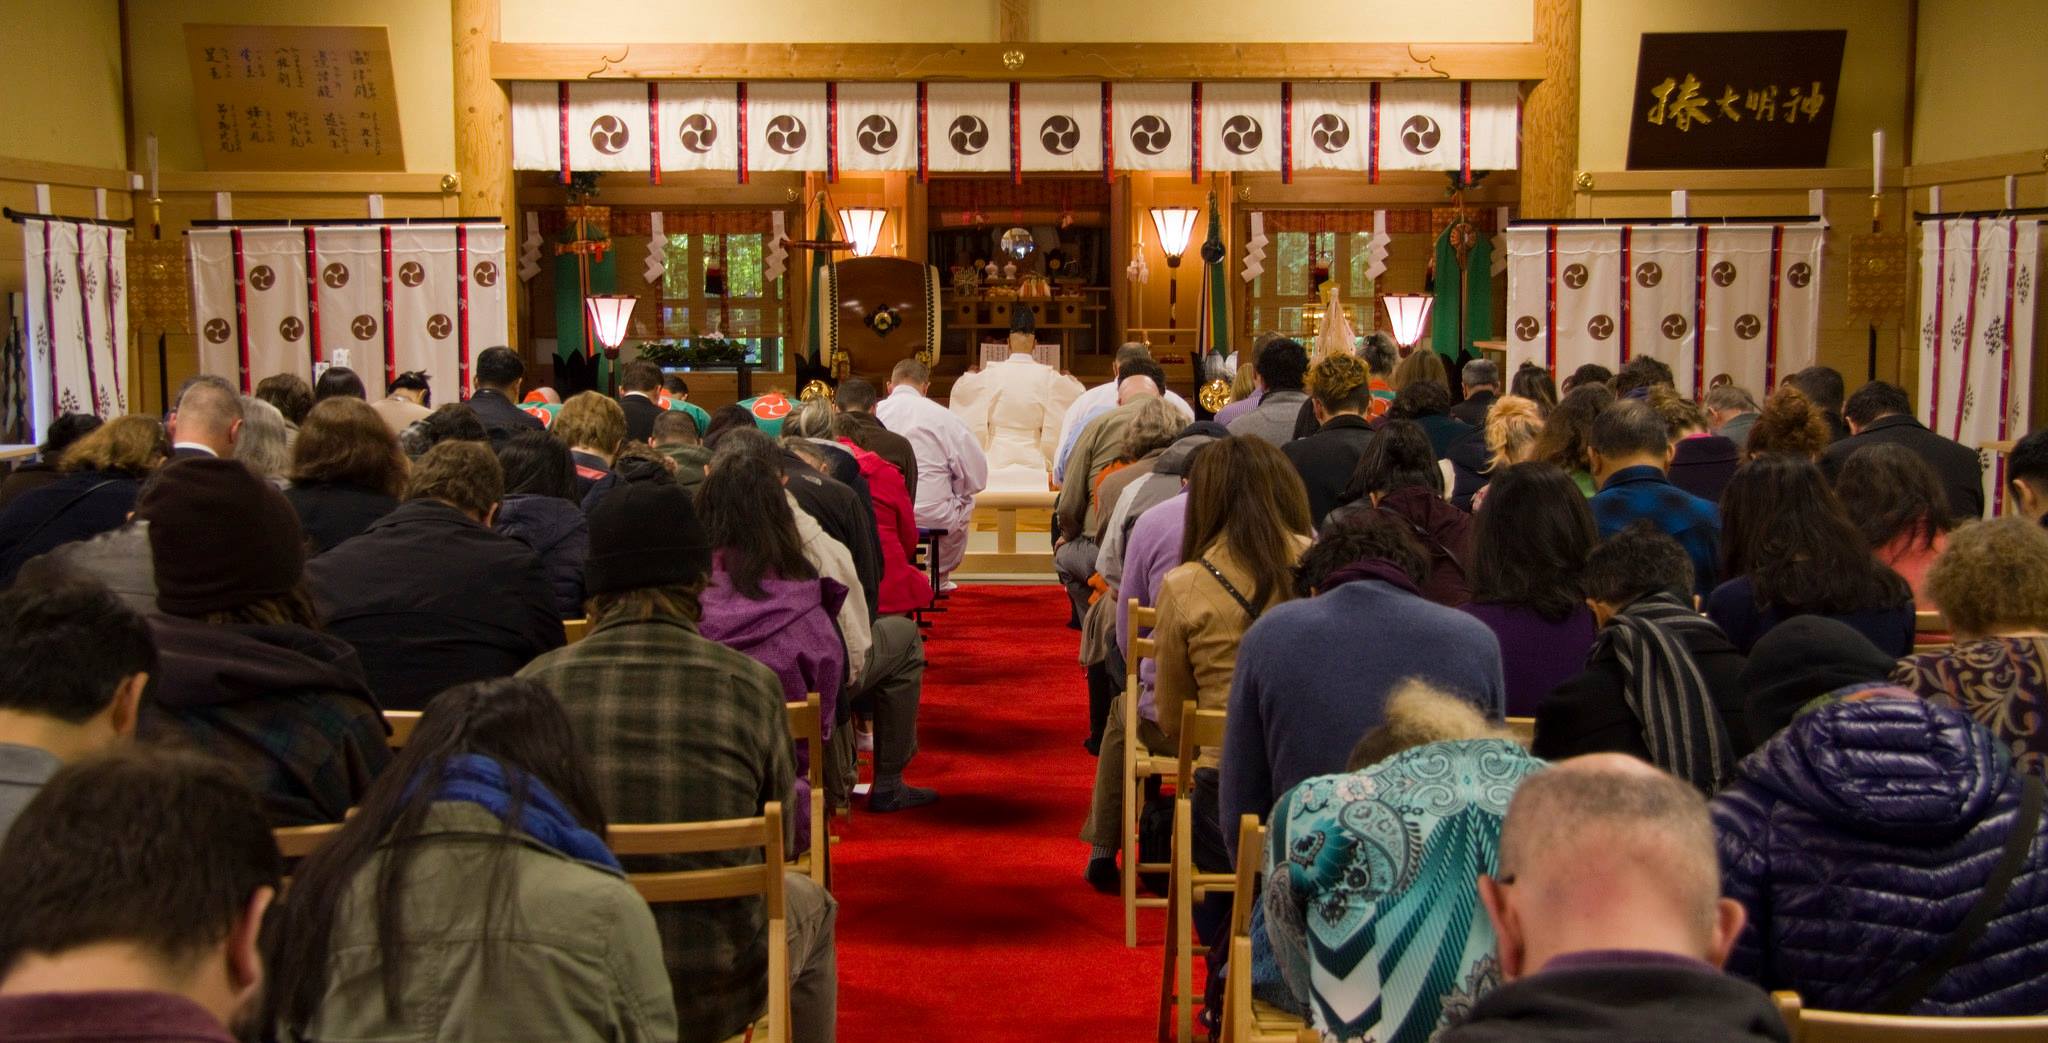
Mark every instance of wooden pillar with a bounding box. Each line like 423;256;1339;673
998;0;1030;43
1521;0;1581;219
452;0;518;351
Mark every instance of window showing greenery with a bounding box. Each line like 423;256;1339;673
658;232;782;368
1244;228;1375;347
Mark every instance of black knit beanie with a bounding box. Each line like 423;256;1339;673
137;458;307;617
585;481;712;596
1741;616;1898;744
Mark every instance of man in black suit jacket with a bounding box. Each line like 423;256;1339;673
1822;381;1984;523
1450;357;1500;429
466;346;545;447
617;359;665;443
1283;354;1381;526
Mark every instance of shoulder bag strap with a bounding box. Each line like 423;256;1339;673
1198;557;1261;622
1874;771;2044;1014
6;479;121;553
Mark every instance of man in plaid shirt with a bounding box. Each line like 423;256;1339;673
521;481;837;1043
1588;400;1722;599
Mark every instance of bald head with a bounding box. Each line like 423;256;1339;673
169;375;246;457
1117;374;1161;405
1481;754;1743;978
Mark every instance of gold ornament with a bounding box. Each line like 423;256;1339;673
1198;378;1232;414
799;379;835;403
1848;233;1908;322
128;238;190;334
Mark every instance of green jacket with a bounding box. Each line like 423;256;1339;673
301;801;677;1043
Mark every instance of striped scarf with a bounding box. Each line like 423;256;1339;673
1594;593;1735;793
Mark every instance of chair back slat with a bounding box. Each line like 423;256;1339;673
1228;815;1262;939
563;618;591;644
384;710;422;750
273;823;343;860
1506;716;1536;747
608;813;779;857
628;864;777;904
1773;990;2048;1042
1176;706;1228;792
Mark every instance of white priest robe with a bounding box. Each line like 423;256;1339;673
874;384;989;579
948;352;1085;492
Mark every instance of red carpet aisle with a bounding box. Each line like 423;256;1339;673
834;585;1160;1041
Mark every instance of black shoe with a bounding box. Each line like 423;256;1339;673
868;783;938;813
1083;735;1103;758
1086;855;1120;894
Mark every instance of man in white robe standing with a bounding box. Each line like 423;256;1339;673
876;356;988;591
949;319;1084;492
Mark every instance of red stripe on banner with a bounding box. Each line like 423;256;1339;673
916;82;929;183
379;226;396;391
1619;227;1633;364
230;228;251;393
826;81;840;183
456;225;472;399
1459;81;1472;185
1101;82;1115;184
1765;226;1784;390
1368;82;1381;183
736;82;750;184
1009;81;1022;185
1996;221;2022;513
1280;81;1293;184
1544;225;1558;371
103;227;122;410
557;81;571;185
1693;225;1709;399
1953;219;1983;441
647;82;662;185
39;223;57;419
304;227;323;366
1189;82;1203;183
74;226;98;415
1929;222;1949;426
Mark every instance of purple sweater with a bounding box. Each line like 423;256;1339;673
1117;492;1188;722
1459;600;1599;717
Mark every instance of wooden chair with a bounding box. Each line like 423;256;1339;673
1159;706;1232;1043
786;694;830;888
1773;991;2048;1041
1123;599;1174;947
563;617;591;644
1220;814;1315;1043
1914;610;1952;653
273;822;343;860
1505;716;1536;747
384;710;422;751
610;805;790;1043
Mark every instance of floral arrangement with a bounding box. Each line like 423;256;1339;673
635;334;749;368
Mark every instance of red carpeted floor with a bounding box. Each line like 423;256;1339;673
833;584;1161;1041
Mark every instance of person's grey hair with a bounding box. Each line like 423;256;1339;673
1462;357;1500;389
1347;680;1512;771
1703;384;1759;414
891;358;931;386
1121;395;1182;460
1361;332;1398;376
1497;757;1722;942
786;397;838;440
1117;373;1161;402
1113;342;1153;374
174;375;245;432
233;396;290;482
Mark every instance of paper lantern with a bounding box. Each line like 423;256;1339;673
1382;293;1434;350
837;208;886;258
1148;207;1200;267
584;294;638;358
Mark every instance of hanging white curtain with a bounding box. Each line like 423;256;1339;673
1199;82;1283;174
1018;82;1102;173
22;219;128;428
1290;82;1370;173
925;82;1010;174
837;82;919;173
1919;217;2040;511
1110;82;1193;174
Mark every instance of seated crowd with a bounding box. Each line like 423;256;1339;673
4;338;2048;1043
1060;338;2048;1038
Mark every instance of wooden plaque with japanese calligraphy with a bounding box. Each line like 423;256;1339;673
184;24;405;171
1626;30;1845;170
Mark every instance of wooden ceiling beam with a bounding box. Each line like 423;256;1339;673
488;41;1547;83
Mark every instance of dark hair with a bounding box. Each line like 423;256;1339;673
1472;462;1597;620
1581;522;1694;605
0;575;156;724
0;748;281;975
662;373;690;396
702;404;760;448
1836;443;1951;554
35;412;103;458
2010;429;2048;493
620;360;662;393
1510;363;1558;410
1745;386;1831;460
313;366;368;402
292;397;409;497
1120;357;1168;394
1388;380;1452;420
412;403;489;452
1295;511;1429;596
261;678;606;1032
697;428;815;597
495;428;576;501
407;440;504;517
1533;383;1616;473
836;377;879;411
386;370;432;405
1254;338;1309;392
474;346;525;389
1562;363;1612;392
1843;380;1913;426
1346;419;1442;500
254;374;314;425
1785;366;1846;412
1180;436;1312;610
1720;454;1909;614
1588;399;1670;459
1612;356;1675;397
652;410;701;444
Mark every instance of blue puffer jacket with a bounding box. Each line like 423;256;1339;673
1713;691;2048;1016
493;493;588;619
